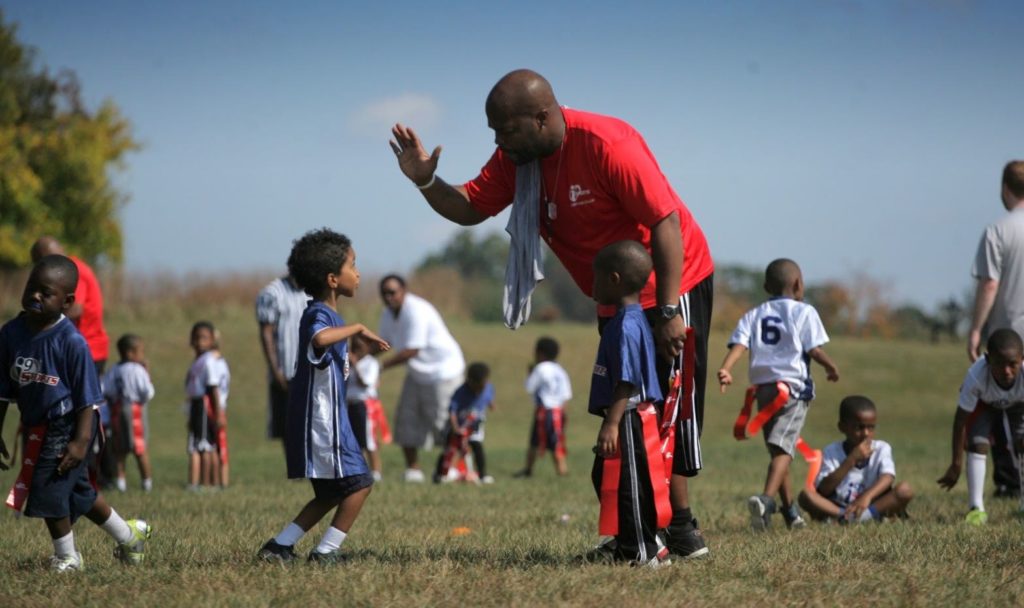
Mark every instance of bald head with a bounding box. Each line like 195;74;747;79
764;258;802;296
486;69;559;119
31;236;65;263
485;70;565;165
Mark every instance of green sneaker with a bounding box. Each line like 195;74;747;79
49;552;84;572
964;509;988;526
114;519;152;565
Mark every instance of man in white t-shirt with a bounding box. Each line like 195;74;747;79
967;160;1024;496
378;275;466;482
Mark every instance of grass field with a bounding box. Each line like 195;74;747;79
1;305;1023;607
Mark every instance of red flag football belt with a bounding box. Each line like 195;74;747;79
659;327;695;477
365;398;392;444
6;424;47;512
599;404;673;536
733;382;822;488
438;414;476;476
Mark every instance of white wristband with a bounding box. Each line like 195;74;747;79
416;174;436;190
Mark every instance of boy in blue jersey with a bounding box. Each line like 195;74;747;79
258;229;390;564
0;255;150;571
586;241;672;569
433;362;496;484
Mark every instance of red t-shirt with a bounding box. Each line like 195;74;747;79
464;108;713;309
71;256;109;362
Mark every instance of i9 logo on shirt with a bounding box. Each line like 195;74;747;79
760;317;783;345
12;356;59;386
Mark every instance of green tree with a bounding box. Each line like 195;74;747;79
0;10;137;268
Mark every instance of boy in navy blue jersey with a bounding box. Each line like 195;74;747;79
433;362;496;484
0;255;150;571
258;229;390;564
586;241;672;568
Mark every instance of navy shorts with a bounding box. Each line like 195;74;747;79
25;413;97;523
310;473;374;501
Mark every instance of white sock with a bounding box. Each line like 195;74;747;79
142;478;153;492
315;526;347;554
116;477;127;492
101;509;134;544
966;451;987;511
273;522;305;547
52;531;76;558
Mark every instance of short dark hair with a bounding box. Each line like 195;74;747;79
380;274;406;293
34;254;78;293
839;395;876;423
1003;160;1024;199
535;336;559;360
764;258;800;295
987;328;1024;355
467;362;490;384
116;334;143;359
593;240;652;294
288;228;352;297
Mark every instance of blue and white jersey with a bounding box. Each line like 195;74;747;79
728;297;829;401
449;382;495;425
285;302;367;480
0;315;103;426
816;439;896;507
588;304;662;417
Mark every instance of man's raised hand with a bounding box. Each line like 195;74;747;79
390;123;441;187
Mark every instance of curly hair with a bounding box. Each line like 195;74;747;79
287;228;352;297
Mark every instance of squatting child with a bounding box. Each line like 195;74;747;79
938;328;1024;524
799;396;913;522
515;336;572;478
586;240;671;568
184;321;230;489
347;334;384;482
259;228;389;564
102;334;156;492
434;362;496;484
718;258;839;531
0;255;150;571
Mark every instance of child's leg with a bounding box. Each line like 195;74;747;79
553;452;568;476
317;486;372;553
966;442;989;512
869;481;914;517
521;446;538;475
797;488;843;521
367;449;382;476
202;451;217;486
136;450;153;489
188;452;200;487
763;446;793;500
470;441;487;478
779;467;794;508
219;452;230;488
116;453;128;491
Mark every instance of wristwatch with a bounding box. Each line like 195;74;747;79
657;304;680;320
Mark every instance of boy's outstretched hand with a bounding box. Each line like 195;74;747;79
937;464;961;490
360;328;391;353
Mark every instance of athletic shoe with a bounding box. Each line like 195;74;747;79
481;475;495;485
49;552;83;572
512;469;532;479
635;541;673;569
748;495;776;532
782;505;807;530
114;519;152;565
307;549;349;565
666;520;710;559
258;539;298;564
581;537;619;564
965;508;988;526
403;468;425;483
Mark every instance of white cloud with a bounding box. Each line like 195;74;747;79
349;92;441;137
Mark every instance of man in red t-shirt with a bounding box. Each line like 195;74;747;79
390;69;713;559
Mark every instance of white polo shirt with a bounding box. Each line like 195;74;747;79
525;361;572;409
379;293;465;383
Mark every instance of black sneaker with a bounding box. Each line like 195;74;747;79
748;495;776;532
257;540;297;564
512;469;532;479
994;484;1021;499
307;549;349;565
581;537;620;564
666;520;710;560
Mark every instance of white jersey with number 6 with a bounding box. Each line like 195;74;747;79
728;297;829;400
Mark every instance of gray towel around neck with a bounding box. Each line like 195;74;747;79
502;160;545;329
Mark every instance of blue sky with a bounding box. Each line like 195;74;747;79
5;1;1022;308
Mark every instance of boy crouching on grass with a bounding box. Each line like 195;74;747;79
0;255;150;571
799;396;912;523
718;258;839;531
937;328;1024;524
259;228;389;564
586;241;671;569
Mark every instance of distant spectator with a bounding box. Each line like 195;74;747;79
256;274;310;450
378;275;466;483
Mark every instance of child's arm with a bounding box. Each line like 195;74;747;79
57;406;95;476
816;438;873;498
596;382;634;457
0;400;9;470
312;324;390;353
207;385;226;428
808;347;839;382
717;344;748;393
937;407;971;490
848;473;895;520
